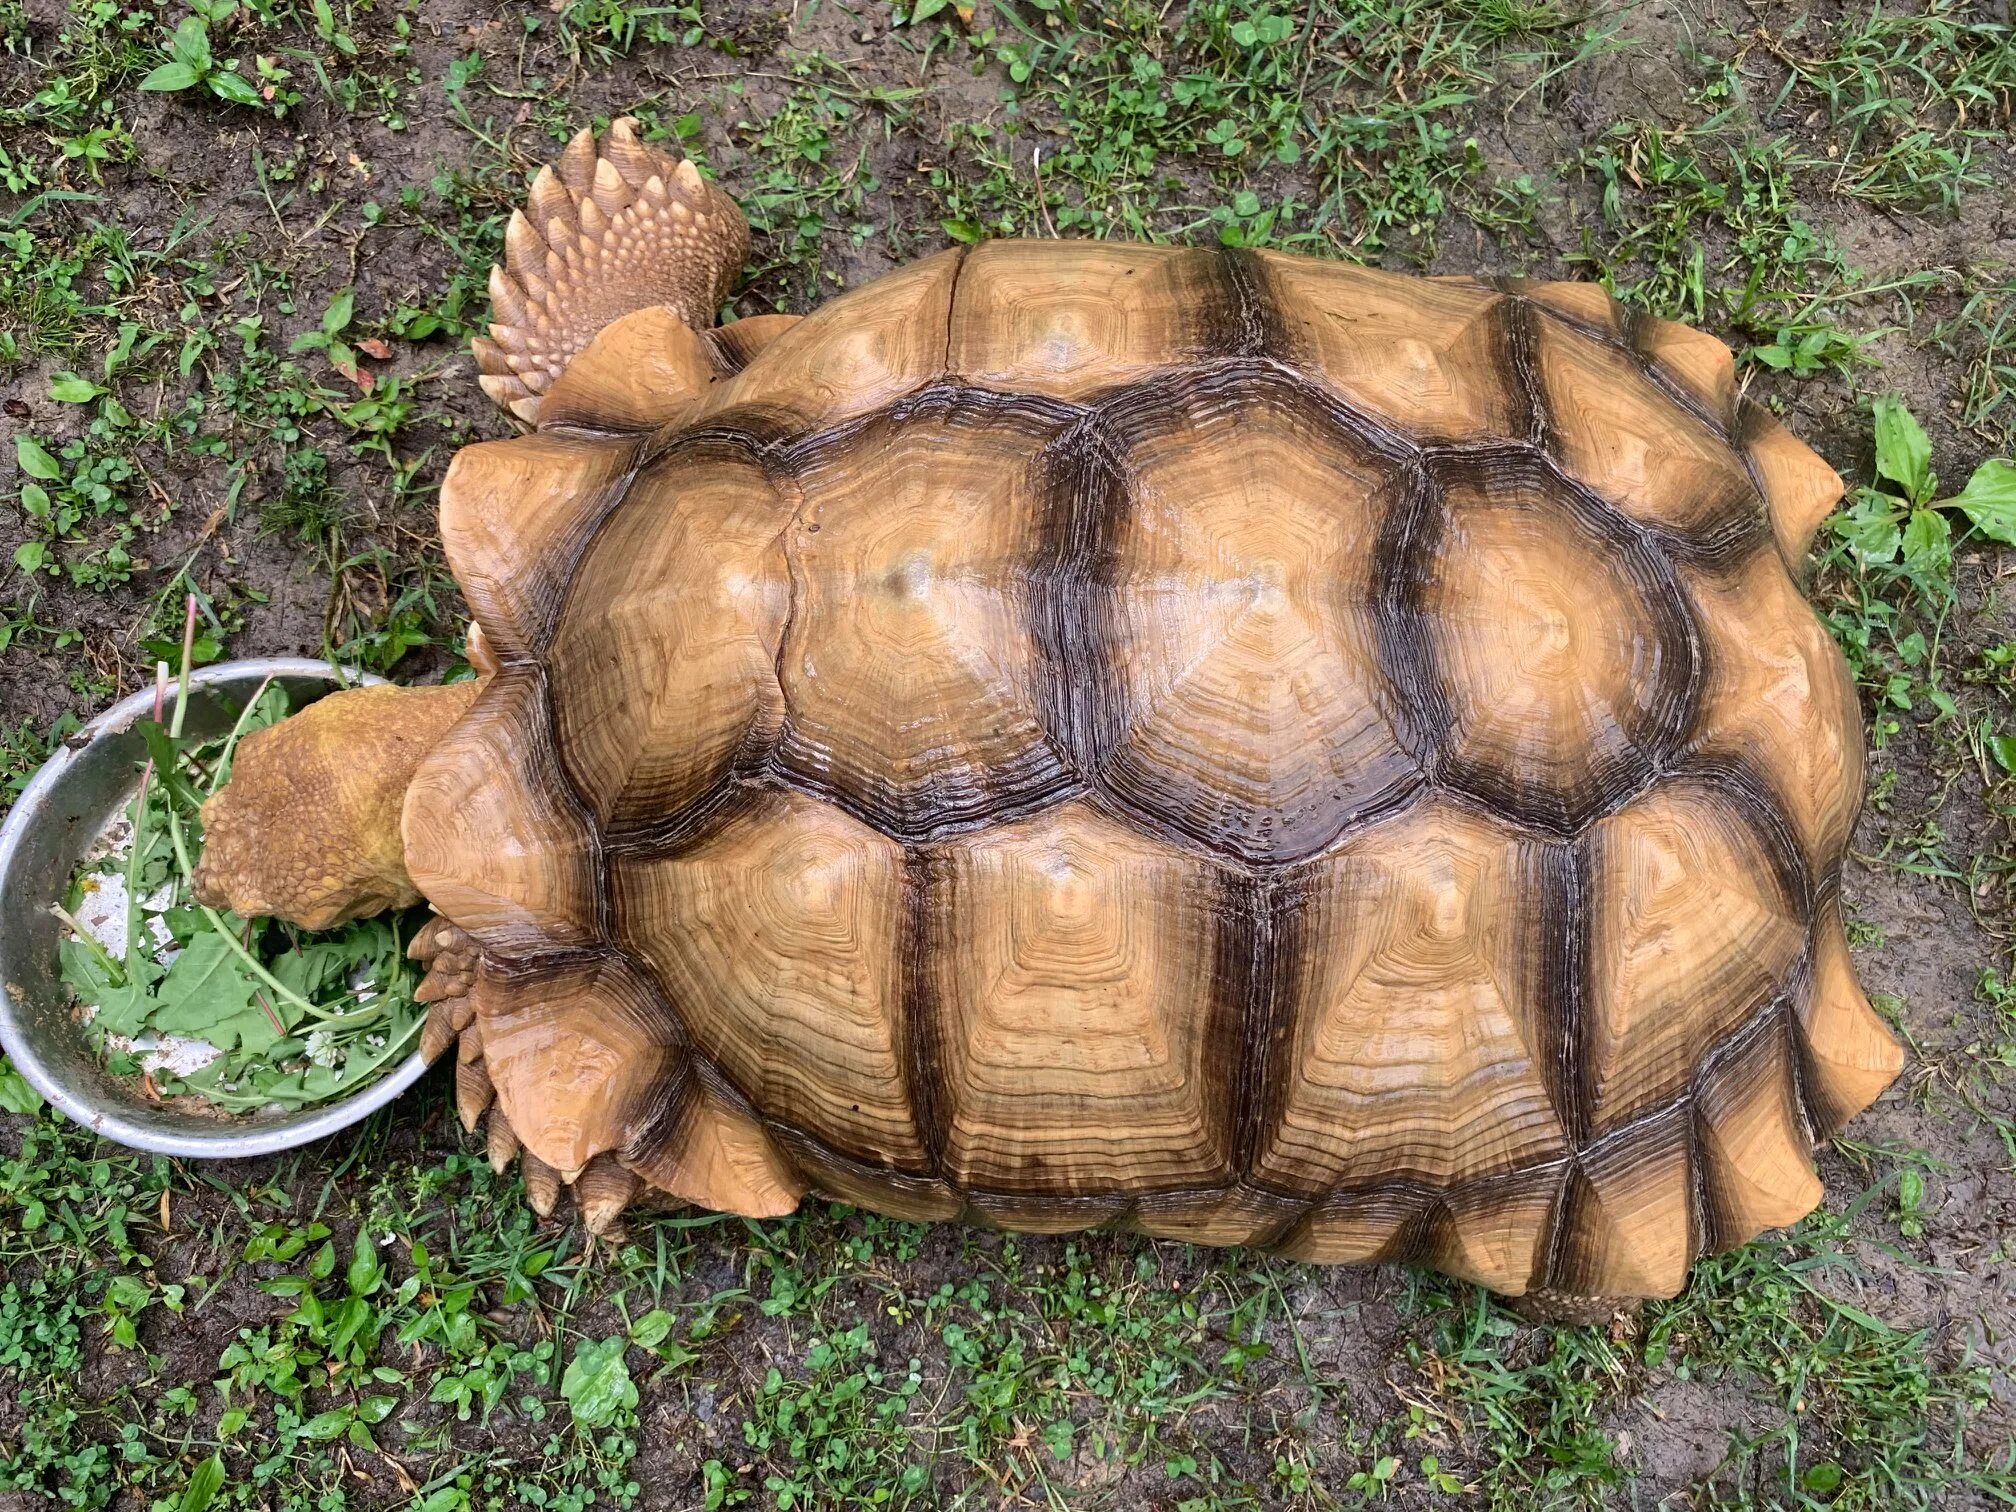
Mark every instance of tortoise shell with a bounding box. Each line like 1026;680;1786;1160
404;241;1901;1299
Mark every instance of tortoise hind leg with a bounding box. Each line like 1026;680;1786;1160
475;116;750;424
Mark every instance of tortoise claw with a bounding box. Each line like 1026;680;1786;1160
487;1112;521;1176
575;1153;639;1237
522;1150;562;1218
421;998;460;1063
455;1058;494;1132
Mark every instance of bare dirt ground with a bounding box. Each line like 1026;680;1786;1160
2;0;2014;1507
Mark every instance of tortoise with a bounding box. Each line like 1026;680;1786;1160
194;118;1904;1322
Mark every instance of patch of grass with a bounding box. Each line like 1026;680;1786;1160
1758;2;2016;213
1648;1219;2013;1508
929;0;1583;257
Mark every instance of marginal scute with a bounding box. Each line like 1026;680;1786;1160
1131;1185;1305;1248
927;800;1236;1195
1257;799;1569;1193
1797;897;1905;1133
1553;1109;1694;1298
1428;1168;1563;1294
1583;780;1806;1133
948;240;1226;400
547;442;790;833
610;789;930;1171
774;390;1075;839
1259;253;1522;443
1423;463;1692;830
1681;545;1864;866
1533;312;1761;540
968;1191;1128;1235
403;671;600;955
1088;379;1420;861
776;1135;961;1223
690;248;962;431
1511;278;1623;338
703;313;804;377
1277;1187;1423;1265
1743;402;1846;565
1694;1018;1824;1247
625;1069;808;1218
438;431;637;658
1634;316;1738;430
538;305;717;433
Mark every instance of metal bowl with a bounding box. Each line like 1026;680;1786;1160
0;658;432;1157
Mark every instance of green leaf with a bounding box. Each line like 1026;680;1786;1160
208;69;265;108
1833;490;1901;564
0;1057;44;1115
59;937;157;1037
629;1309;675;1349
322;288;355;337
15;435;62;479
49;373;107;402
299;1408;350;1441
939;218;981;244
347;1228;382;1296
1990;733;2016;775
561;1335;638;1428
1872;394;1933;504
149;932;271;1050
180;1452;227;1512
1943;457;2016;545
169;16;213;70
13;540;47;573
1901;506;1951;580
141;60;202;92
1802;1461;1844;1494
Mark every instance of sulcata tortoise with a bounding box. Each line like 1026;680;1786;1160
194;118;1904;1322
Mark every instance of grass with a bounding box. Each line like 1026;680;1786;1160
3;0;2016;1507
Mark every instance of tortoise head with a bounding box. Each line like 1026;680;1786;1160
193;679;482;929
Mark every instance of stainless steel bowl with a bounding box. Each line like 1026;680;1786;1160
0;658;431;1157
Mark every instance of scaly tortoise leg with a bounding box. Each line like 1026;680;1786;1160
1506;1288;1640;1327
408;918;641;1237
473;116;753;425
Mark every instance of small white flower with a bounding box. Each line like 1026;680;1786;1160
306;1030;340;1068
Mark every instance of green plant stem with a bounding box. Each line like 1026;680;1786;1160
208;675;276;795
170;610;198;740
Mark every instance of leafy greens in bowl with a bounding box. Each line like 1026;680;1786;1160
0;657;432;1157
59;677;427;1113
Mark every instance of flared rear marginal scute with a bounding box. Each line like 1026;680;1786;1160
1741;401;1847;568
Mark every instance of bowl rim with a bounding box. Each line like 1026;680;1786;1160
0;657;434;1158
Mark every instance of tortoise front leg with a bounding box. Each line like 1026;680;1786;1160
408;920;642;1236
